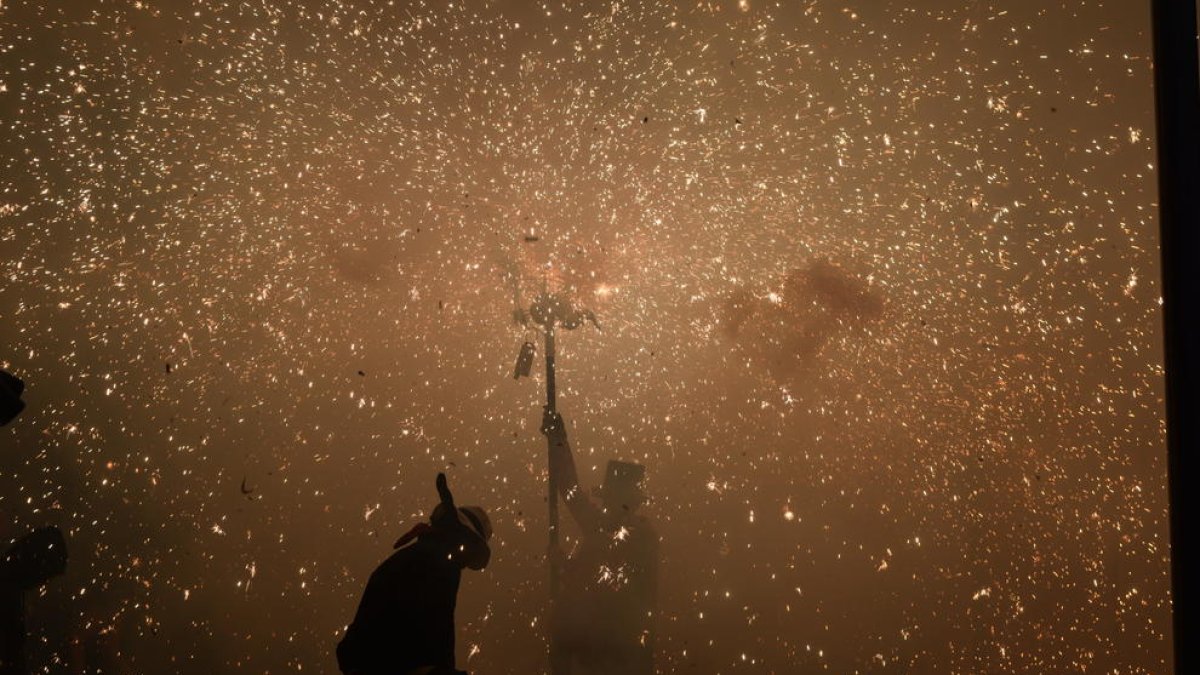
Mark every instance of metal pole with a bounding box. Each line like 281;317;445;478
546;325;558;412
1150;1;1199;670
545;323;560;592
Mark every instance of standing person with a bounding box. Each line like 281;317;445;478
337;473;493;675
542;408;658;675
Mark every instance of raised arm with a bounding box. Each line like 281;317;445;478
541;407;603;535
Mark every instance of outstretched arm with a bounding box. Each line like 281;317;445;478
541;407;603;535
430;472;458;529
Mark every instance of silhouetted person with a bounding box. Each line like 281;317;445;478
0;370;25;427
542;408;658;675
337;473;492;675
1;526;67;675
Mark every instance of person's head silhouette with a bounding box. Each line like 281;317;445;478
594;460;647;519
430;502;493;571
392;473;493;571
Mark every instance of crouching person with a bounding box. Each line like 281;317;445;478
338;473;492;675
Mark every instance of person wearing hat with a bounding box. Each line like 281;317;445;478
542;408;658;675
337;473;492;675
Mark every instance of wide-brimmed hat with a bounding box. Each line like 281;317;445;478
456;505;492;542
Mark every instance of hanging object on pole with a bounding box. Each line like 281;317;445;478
513;341;536;379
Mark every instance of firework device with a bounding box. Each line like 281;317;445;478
513;289;598;592
513;341;536;379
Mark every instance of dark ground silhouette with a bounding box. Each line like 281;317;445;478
0;370;24;428
1;527;67;675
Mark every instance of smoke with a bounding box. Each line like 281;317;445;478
330;240;398;285
719;258;885;384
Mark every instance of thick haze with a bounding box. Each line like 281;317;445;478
0;0;1171;673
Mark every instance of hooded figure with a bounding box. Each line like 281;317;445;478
337;474;491;675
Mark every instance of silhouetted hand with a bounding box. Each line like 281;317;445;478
429;472;460;530
436;472;455;507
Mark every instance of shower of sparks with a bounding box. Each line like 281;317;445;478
0;1;1170;673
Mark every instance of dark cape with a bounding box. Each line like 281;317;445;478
337;535;461;675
